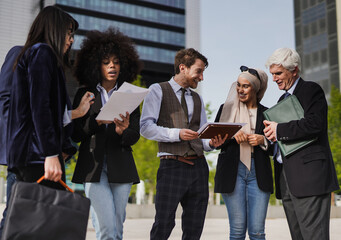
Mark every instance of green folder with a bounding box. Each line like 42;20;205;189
263;95;317;157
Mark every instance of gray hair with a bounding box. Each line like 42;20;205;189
265;48;301;74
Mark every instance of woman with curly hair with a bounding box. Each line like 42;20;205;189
71;28;141;240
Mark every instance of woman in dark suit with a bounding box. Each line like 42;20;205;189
71;28;141;240
7;6;93;188
214;66;273;240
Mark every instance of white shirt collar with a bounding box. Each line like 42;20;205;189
169;77;189;93
96;82;118;93
287;77;300;95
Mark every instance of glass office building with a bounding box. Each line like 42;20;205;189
294;0;340;97
55;0;186;87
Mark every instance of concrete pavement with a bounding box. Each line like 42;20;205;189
86;218;341;239
0;203;339;239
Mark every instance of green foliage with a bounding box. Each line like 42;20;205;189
269;158;278;205
0;166;7;179
131;75;159;196
132;75;146;113
132;137;159;195
65;149;78;182
64;144;85;192
204;102;217;193
205;102;214;121
131;75;144;89
205;150;218;193
328;85;341;192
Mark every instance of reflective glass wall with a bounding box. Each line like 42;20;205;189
57;0;184;27
294;0;339;93
56;0;185;64
139;0;184;9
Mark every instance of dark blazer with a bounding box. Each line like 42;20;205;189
0;46;22;165
7;43;70;169
214;103;273;194
71;87;140;184
274;78;339;199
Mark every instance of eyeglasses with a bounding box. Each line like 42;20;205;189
67;28;75;40
240;65;260;81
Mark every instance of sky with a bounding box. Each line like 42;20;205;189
200;0;295;119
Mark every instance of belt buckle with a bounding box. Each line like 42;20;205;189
178;156;194;165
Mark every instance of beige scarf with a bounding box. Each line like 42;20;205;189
219;70;268;170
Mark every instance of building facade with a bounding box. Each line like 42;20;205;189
55;0;187;88
0;0;42;65
1;0;201;96
0;0;201;199
294;0;340;98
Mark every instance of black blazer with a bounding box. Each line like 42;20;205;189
71;87;140;184
214;104;273;194
0;46;22;165
7;44;73;169
274;78;339;198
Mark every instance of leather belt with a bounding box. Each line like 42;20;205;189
160;155;204;165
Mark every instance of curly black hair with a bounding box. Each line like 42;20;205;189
74;28;141;88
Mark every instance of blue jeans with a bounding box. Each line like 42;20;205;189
0;170;16;238
85;161;132;240
221;159;270;240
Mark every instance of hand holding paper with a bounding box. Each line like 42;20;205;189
96;82;149;121
114;112;130;135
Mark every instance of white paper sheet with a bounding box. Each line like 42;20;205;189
96;82;149;121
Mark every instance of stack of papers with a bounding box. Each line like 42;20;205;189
96;82;149;121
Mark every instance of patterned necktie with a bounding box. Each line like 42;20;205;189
283;91;291;98
274;91;291;162
181;88;189;122
280;91;291;101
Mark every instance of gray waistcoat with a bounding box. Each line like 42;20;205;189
157;82;204;156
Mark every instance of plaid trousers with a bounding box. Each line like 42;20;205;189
150;156;209;240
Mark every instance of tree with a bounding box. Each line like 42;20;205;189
132;137;159;204
204;102;221;204
328;85;341;192
64;144;86;192
130;76;159;203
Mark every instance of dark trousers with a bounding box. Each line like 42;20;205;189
280;169;331;240
150;157;209;240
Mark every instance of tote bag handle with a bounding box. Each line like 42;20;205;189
37;176;74;193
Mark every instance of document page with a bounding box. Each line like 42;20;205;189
96;82;149;121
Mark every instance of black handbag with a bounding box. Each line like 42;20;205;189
2;176;90;240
